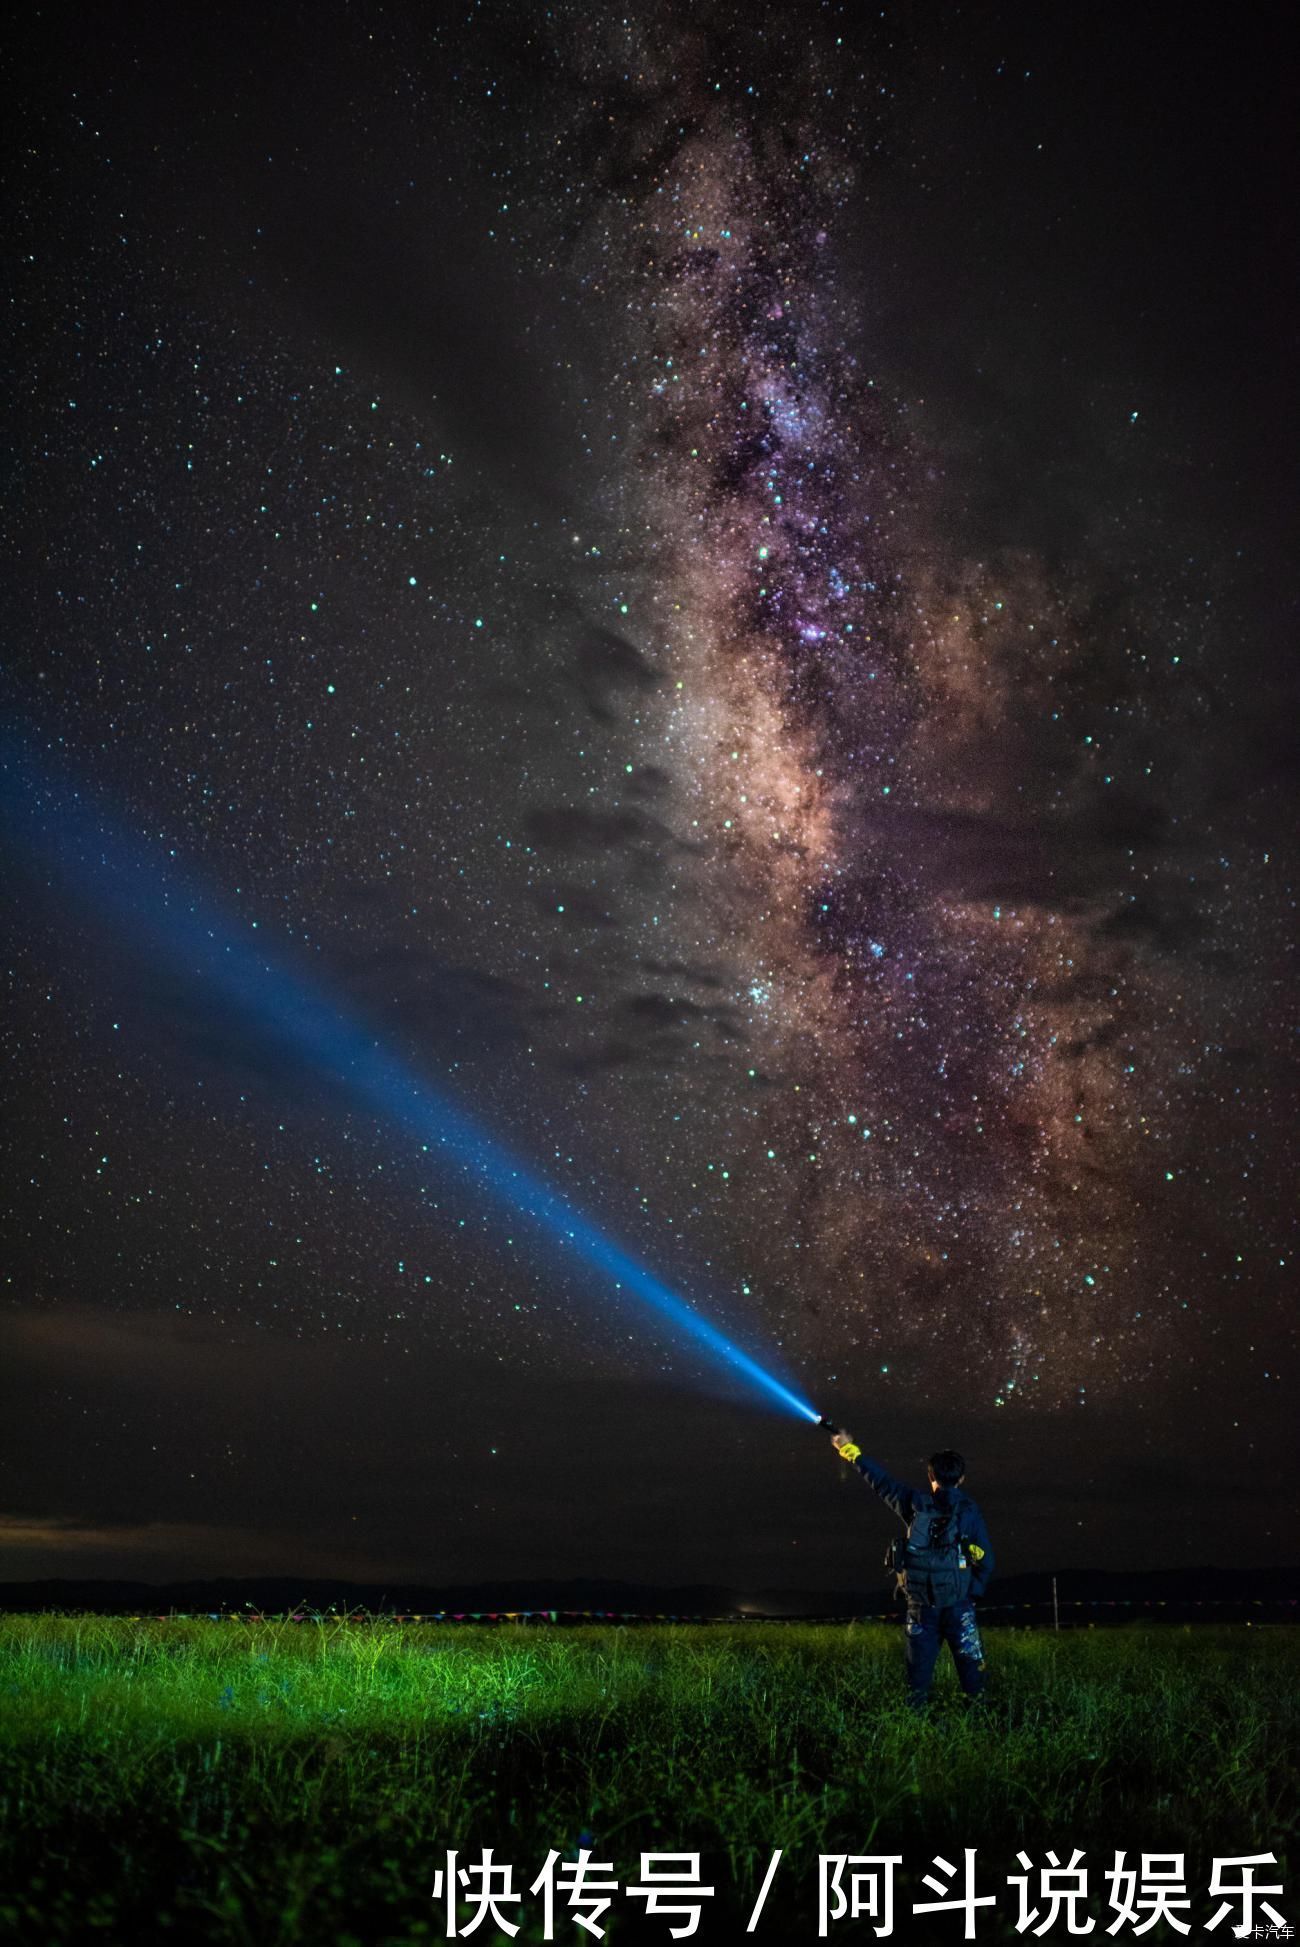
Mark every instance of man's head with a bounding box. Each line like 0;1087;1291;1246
926;1449;966;1490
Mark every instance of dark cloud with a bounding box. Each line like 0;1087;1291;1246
525;806;674;852
842;799;1232;970
565;984;748;1077
1094;900;1212;959
570;621;663;723
565;1037;648;1076
339;948;543;1060
626;993;709;1028
491;599;665;726
854;799;1175;906
624;992;744;1040
626;765;673;798
532;884;618;928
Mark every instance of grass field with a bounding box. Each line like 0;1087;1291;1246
0;1616;1294;1943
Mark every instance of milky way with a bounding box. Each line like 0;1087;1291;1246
520;13;1290;1411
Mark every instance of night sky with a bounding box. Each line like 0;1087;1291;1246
4;0;1296;1593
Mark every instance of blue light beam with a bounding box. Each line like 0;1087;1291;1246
2;747;820;1424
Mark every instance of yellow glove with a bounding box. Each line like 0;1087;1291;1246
837;1442;861;1463
967;1543;985;1562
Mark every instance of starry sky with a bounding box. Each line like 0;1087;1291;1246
3;0;1296;1592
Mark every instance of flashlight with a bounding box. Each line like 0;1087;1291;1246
817;1415;841;1435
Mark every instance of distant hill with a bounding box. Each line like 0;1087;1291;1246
1;1566;1297;1620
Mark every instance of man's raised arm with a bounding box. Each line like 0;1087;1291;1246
830;1431;915;1523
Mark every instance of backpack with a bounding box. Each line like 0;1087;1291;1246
885;1495;971;1607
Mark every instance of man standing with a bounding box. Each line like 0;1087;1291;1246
831;1432;995;1709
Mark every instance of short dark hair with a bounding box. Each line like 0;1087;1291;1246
928;1449;966;1486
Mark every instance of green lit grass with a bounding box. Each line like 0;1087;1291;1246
0;1617;1295;1942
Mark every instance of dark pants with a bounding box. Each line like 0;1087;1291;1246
904;1600;986;1706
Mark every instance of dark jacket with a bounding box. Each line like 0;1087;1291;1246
852;1453;996;1601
